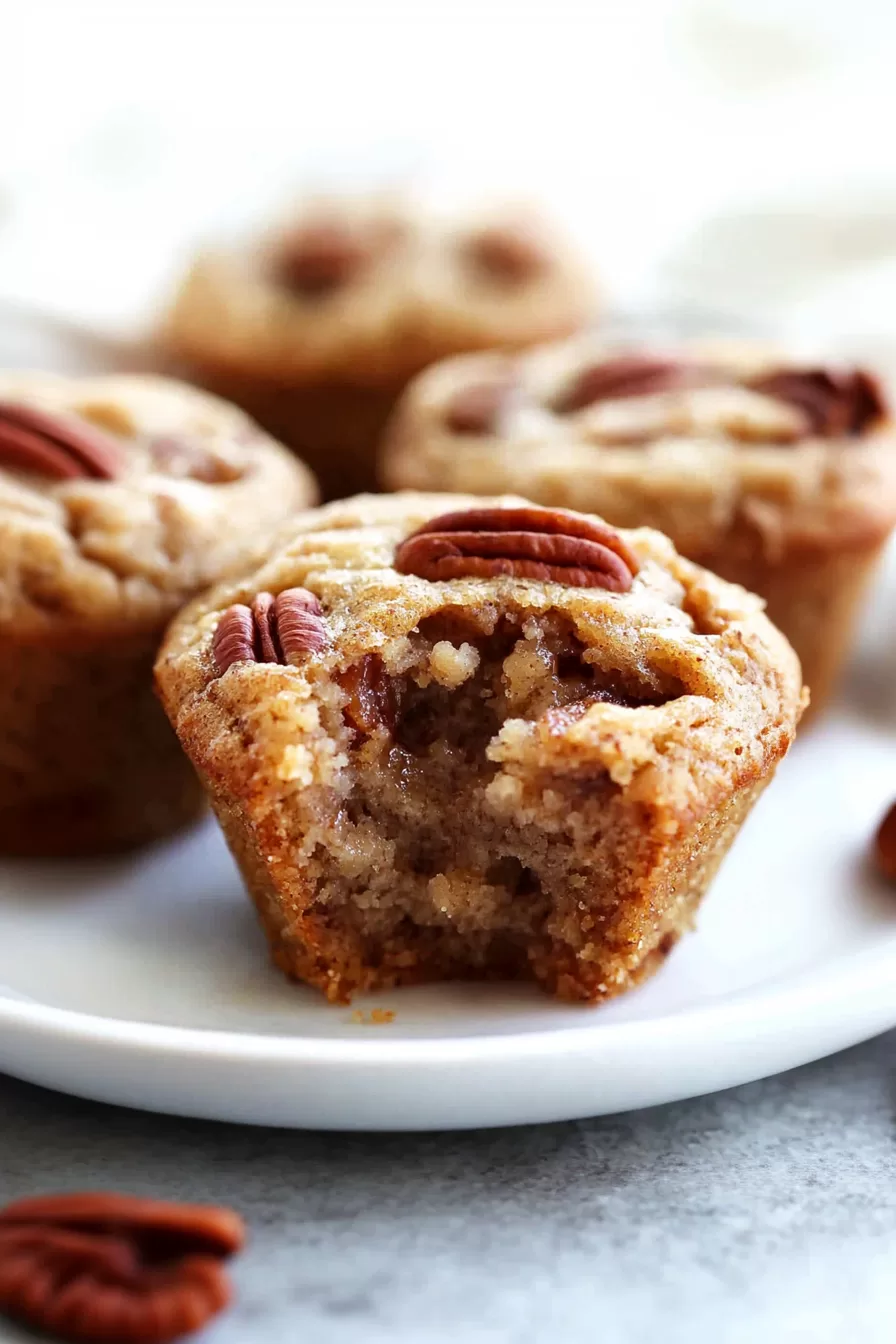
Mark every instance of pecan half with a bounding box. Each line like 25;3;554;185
553;356;696;414
273;219;373;296
212;587;327;674
874;800;896;882
394;506;638;592
338;654;398;736
0;402;123;480
463;223;548;283
0;1192;244;1343
444;377;517;435
747;367;886;437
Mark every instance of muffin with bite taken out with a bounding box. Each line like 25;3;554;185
156;492;805;1004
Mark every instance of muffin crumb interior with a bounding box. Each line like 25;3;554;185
286;606;683;987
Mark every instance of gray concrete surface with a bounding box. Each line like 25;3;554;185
0;1033;894;1343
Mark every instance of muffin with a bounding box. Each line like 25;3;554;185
0;372;316;856
162;196;596;499
156;493;804;1004
381;338;896;715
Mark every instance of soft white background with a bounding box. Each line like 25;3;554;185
4;0;896;366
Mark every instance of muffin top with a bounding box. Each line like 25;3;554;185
157;492;805;823
0;372;317;634
163;196;596;386
380;338;896;556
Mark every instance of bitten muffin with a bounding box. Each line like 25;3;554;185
161;196;596;499
0;372;317;856
381;339;896;716
156;492;804;1005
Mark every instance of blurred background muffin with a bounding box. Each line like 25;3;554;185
0;372;315;855
161;196;595;498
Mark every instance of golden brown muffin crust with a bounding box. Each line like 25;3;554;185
159;492;804;833
157;493;805;1003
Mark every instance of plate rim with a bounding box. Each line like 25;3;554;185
3;928;896;1067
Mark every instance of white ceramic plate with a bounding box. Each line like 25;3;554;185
1;297;894;1129
0;545;894;1131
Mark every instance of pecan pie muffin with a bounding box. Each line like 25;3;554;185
156;492;804;1004
162;197;595;499
0;371;316;855
382;339;896;715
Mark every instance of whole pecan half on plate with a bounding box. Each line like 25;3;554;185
394;505;639;592
0;1191;245;1343
0;402;124;480
212;587;328;675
